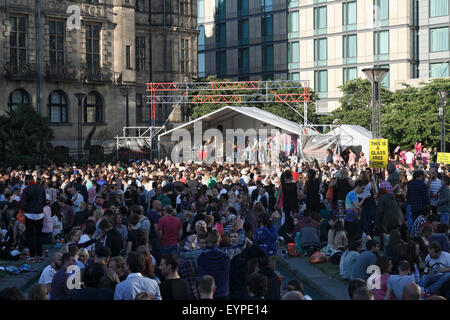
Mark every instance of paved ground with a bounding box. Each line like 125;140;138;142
0;246;59;293
277;252;350;300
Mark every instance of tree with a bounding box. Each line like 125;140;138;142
0;104;54;165
189;76;319;124
383;79;450;150
320;78;393;130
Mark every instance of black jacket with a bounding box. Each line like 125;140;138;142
259;267;281;300
21;183;46;214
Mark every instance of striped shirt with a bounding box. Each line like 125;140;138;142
428;178;442;207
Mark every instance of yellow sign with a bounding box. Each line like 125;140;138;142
437;153;450;164
369;139;389;168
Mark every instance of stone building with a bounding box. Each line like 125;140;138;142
0;0;198;156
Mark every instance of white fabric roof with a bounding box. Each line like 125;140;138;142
328;124;373;157
159;106;316;137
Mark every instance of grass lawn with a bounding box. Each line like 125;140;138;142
0;244;52;279
297;255;349;286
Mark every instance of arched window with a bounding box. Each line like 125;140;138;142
7;89;31;112
84;91;103;123
48;91;68;123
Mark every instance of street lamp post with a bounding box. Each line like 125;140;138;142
437;90;448;153
75;93;86;160
362;67;389;139
120;87;129;136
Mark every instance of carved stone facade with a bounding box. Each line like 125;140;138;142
0;0;198;155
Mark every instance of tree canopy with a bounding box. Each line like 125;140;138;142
0;104;54;165
321;78;450;150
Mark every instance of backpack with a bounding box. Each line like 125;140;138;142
361;196;378;237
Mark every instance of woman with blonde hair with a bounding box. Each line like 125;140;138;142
28;283;47;300
93;208;104;223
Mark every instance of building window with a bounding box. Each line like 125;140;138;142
261;15;273;42
216;50;226;76
343;34;357;64
86;24;101;71
379;64;390;88
198;26;205;51
136;0;145;12
342;1;357;31
287;11;299;39
9;16;27;72
180;39;189;73
7;89;31;112
315;70;328;98
430;62;450;78
262;44;274;72
430;0;449;17
48;91;68;123
198;53;205;77
238;19;249;45
343;67;358;84
374;0;389;27
84;92;103;124
430;27;449;52
126;45;131;69
238;47;249;73
180;0;189;15
288;0;299;8
288;41;300;69
216;23;226;48
313;6;327;35
289;72;300;81
262;0;273;12
198;0;204;23
374;30;389;61
238;0;249;16
136;36;146;71
314;38;327;67
49;21;65;70
215;0;226;20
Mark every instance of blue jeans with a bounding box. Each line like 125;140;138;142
420;273;450;294
438;212;449;225
160;245;178;257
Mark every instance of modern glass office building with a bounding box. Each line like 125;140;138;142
197;0;450;113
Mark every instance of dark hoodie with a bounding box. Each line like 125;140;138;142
258;267;281;300
293;216;321;248
197;245;230;298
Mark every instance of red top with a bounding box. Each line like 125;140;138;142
292;171;299;182
157;215;182;247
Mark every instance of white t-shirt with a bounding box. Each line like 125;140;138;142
38;265;56;285
79;234;94;251
428;178;442;206
52;215;63;237
72;193;84;213
405;152;415;164
425;251;450;276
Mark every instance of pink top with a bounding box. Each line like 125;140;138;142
373;273;395;300
42;205;53;233
88;186;97;204
348;152;356;166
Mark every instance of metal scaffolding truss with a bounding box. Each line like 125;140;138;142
145;80;312;126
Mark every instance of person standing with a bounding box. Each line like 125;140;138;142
437;175;450;225
158;254;190;300
304;159;322;212
21;175;46;258
407;170;430;221
427;166;442;215
157;206;183;256
50;253;76;300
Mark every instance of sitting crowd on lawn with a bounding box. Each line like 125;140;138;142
0;143;449;300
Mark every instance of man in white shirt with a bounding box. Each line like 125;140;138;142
38;252;62;299
70;186;84;214
405;149;415;169
427;166;441;212
114;252;162;300
420;242;450;295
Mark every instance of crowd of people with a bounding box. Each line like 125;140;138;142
0;141;449;300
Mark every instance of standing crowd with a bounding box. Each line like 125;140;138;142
0;141;449;300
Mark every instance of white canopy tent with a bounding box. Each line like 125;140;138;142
328;125;373;158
